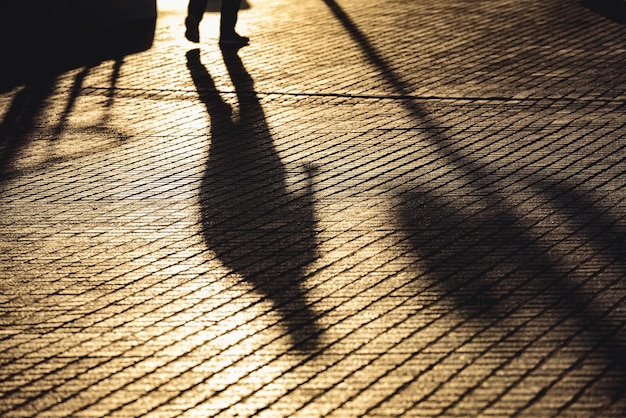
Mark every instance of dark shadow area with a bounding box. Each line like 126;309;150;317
321;0;626;411
0;8;155;92
583;0;626;24
0;8;155;178
186;48;320;351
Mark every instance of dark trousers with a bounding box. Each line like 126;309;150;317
187;0;241;35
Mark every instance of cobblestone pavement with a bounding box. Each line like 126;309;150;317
1;0;626;416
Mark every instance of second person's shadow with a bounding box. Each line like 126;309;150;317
186;48;320;351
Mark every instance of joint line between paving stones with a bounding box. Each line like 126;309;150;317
85;86;626;105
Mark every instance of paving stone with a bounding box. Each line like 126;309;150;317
1;0;626;416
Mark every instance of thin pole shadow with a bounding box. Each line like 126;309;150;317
186;48;320;351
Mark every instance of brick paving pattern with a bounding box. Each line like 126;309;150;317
1;0;626;416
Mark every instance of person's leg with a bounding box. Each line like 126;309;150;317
219;0;248;44
185;0;208;42
188;0;209;21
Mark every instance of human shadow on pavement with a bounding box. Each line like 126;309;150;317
186;48;320;351
322;0;626;410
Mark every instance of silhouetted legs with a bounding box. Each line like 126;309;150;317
185;0;248;45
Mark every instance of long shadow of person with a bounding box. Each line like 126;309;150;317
186;48;320;351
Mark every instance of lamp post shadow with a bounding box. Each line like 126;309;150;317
186;48;320;352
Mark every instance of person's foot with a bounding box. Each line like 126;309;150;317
219;33;249;46
185;16;200;43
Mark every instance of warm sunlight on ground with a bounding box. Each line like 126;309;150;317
1;0;626;416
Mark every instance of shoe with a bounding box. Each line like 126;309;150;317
219;33;249;46
185;16;200;43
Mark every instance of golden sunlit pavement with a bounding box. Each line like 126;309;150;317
1;0;626;416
